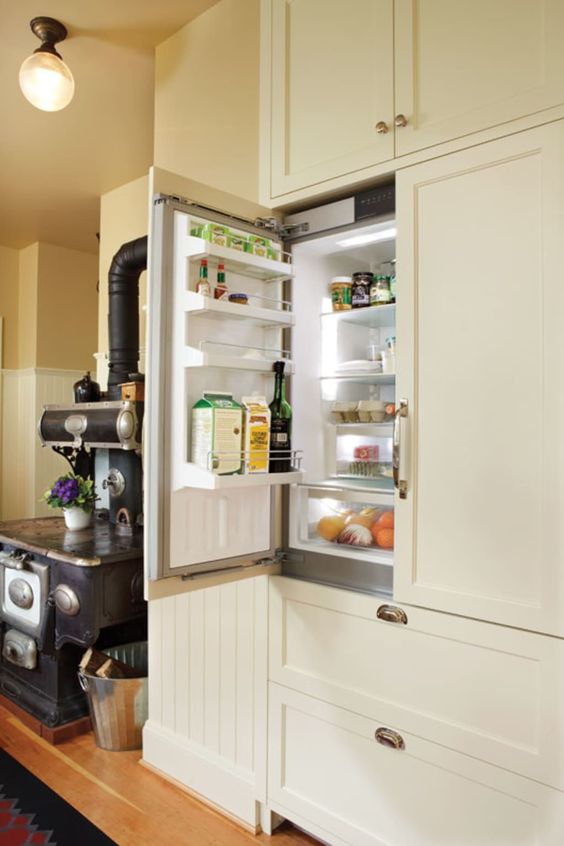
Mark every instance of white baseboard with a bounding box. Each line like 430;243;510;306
142;720;259;829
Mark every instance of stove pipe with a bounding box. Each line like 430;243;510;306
107;235;148;399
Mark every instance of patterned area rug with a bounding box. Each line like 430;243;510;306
0;748;115;846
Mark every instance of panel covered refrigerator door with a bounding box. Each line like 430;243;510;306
394;121;564;636
146;194;299;581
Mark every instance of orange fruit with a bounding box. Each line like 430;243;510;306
375;528;394;549
375;511;394;529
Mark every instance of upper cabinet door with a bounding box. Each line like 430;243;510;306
394;122;564;636
394;0;564;156
267;0;394;198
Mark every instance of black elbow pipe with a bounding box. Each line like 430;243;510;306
107;235;147;398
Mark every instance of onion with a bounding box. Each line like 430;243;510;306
337;524;373;547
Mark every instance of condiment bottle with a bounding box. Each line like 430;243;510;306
196;259;211;296
351;272;372;308
371;275;392;306
214;263;228;299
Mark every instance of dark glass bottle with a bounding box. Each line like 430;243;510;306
73;371;101;403
269;360;292;473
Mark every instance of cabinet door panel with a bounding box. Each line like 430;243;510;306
395;0;564;155
269;684;564;846
269;0;394;197
395;122;564;635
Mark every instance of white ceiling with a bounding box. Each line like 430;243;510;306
0;0;219;254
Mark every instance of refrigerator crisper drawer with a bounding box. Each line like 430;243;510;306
289;485;394;567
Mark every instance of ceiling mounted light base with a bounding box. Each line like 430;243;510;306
29;17;68;57
19;16;75;112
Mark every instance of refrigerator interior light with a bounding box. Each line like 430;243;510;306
336;228;397;248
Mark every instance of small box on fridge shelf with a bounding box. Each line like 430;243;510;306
191;392;243;475
241;396;271;474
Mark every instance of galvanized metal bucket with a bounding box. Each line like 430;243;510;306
78;641;148;751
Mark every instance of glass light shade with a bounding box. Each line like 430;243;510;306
19;51;74;112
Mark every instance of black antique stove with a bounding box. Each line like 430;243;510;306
0;516;146;728
0;235;149;731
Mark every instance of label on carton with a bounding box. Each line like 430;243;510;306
191;392;242;475
241;396;271;474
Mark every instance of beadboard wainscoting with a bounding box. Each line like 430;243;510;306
0;368;83;520
143;577;269;830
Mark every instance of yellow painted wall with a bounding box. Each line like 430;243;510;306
154;0;260;203
18;243;39;369
97;176;150;384
35;243;98;371
0;245;19;369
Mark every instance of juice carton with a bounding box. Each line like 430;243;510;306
241;396;271;474
191;392;243;475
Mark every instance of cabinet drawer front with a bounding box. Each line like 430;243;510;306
269;684;564;846
269;577;564;789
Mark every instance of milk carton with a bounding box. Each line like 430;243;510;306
191;392;243;475
241;396;271;474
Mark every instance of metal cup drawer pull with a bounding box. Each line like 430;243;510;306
376;604;408;625
375;727;405;750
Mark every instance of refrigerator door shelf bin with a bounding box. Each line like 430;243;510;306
186;236;294;281
321;303;396;329
184;291;294;327
176;462;304;490
183;342;294;373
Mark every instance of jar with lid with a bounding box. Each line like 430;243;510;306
330;276;352;311
370;275;392;306
351;272;372;308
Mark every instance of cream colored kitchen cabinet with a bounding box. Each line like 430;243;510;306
268;684;564;846
394;0;564;156
262;0;564;203
395;121;564;636
264;0;394;198
269;577;564;791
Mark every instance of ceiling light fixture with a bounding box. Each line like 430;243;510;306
19;17;75;112
336;227;397;248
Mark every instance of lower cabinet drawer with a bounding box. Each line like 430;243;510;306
268;683;564;846
269;576;564;790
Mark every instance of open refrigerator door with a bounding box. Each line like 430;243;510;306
146;194;302;582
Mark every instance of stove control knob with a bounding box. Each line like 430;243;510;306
8;578;33;609
54;584;81;617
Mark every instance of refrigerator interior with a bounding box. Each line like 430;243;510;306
287;216;396;595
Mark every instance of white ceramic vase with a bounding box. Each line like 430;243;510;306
63;507;92;530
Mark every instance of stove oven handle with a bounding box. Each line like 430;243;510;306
37;592;56;654
0;551;30;570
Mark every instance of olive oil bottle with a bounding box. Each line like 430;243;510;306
268;360;292;472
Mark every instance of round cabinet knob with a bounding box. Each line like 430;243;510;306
8;578;34;609
375;121;389;134
53;584;81;617
394;114;408;128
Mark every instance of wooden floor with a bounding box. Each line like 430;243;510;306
0;705;320;846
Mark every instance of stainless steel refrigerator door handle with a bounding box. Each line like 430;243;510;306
393;399;408;499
